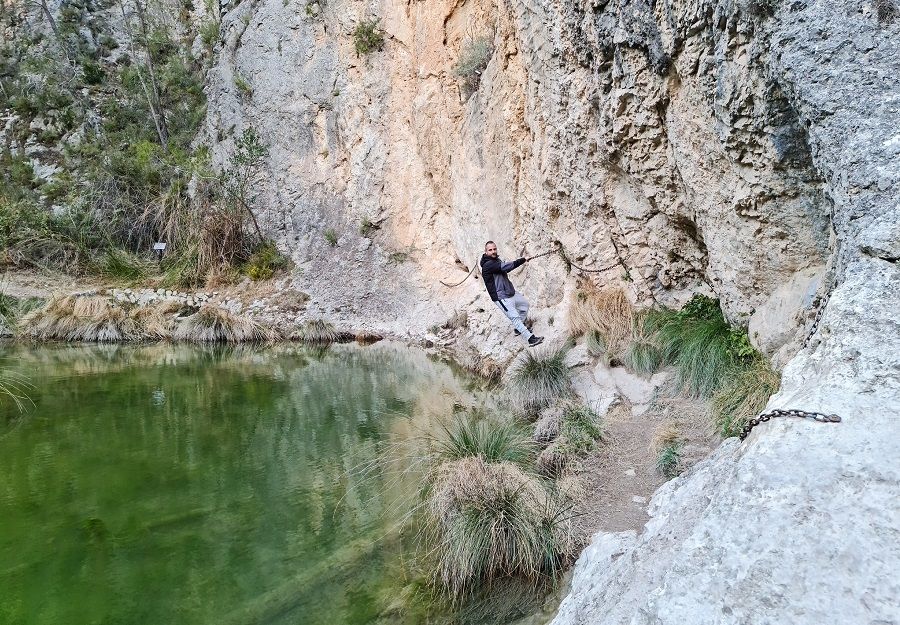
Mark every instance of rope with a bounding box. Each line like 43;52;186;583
439;261;478;288
438;241;622;288
552;240;622;274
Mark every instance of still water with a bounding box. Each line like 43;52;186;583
0;342;482;625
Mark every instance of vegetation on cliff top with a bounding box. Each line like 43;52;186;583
0;0;286;287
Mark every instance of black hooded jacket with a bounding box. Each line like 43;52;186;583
480;254;526;301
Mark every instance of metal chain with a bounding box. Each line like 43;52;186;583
802;292;831;347
740;408;842;441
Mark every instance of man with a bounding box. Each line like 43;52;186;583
480;241;544;347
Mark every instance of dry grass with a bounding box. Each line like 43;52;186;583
171;305;276;342
568;283;634;358
443;310;468;330
20;296;142;342
19;296;189;342
291;319;340;344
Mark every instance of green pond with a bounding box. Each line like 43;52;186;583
0;342;489;625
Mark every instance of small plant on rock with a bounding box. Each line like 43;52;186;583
874;0;899;23
324;229;338;246
234;75;253;99
353;19;384;55
454;33;494;99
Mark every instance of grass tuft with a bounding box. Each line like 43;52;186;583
711;358;781;438
424;415;576;598
645;295;749;398
97;248;151;281
292;319;340;344
653;422;682;479
432;414;534;467
507;343;573;414
171;305;275;342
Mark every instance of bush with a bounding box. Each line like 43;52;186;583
558;403;605;455
875;0;899;23
324;229;338;246
353;19;384;55
712;358;780;438
243;241;289;280
507;343;573;414
454;34;493;98
200;20;220;50
81;60;104;85
97;248;151;281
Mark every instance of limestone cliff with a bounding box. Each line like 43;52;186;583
203;0;899;622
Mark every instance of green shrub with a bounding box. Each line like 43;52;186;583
388;250;408;264
712;359;780;438
508;343;573;414
353;19;384;55
359;216;377;236
324;229;338;246
81;60;104;85
454;34;493;97
200;20;220;50
243;241;289;280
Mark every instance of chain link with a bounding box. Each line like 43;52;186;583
740;408;842;441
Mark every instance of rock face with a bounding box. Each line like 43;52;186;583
202;0;900;621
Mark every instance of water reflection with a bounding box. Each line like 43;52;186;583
0;342;482;625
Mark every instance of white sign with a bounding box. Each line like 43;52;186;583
153;242;167;251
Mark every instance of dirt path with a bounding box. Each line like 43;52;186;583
569;393;721;539
0;269;100;299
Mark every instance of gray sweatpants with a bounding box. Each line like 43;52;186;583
495;293;533;341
